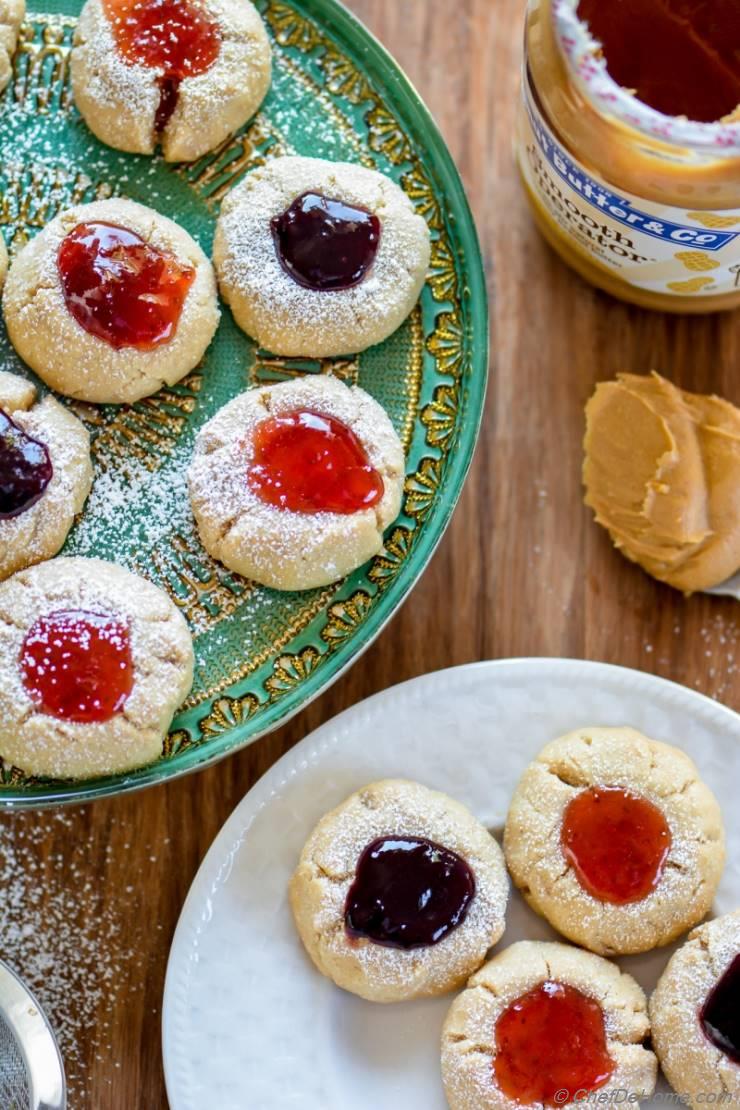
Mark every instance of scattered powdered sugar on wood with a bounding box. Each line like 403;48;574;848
0;809;146;1104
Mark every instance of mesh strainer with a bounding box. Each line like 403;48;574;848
0;960;65;1109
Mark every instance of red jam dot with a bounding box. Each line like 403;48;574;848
344;836;476;949
271;192;381;291
247;408;384;515
0;409;53;520
700;953;740;1064
20;609;134;724
494;981;615;1107
57;222;196;351
103;0;221;131
577;0;740;123
561;786;671;906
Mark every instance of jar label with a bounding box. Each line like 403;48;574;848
519;71;740;298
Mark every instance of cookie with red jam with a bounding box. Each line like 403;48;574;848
3;198;219;404
188;375;405;591
503;727;725;955
442;940;657;1110
71;0;271;161
0;557;194;778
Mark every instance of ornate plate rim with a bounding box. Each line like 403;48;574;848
0;0;489;808
160;657;740;1110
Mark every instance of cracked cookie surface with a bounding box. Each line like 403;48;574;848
188;375;405;591
70;0;271;162
289;779;509;1002
441;940;657;1110
213;156;431;357
0;556;194;778
0;371;93;581
503;727;725;955
650;910;740;1107
3;198;219;404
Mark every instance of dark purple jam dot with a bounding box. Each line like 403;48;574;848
700;953;740;1063
271;191;381;292
155;75;180;133
0;408;53;520
344;835;476;950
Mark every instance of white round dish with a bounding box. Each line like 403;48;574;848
162;658;740;1110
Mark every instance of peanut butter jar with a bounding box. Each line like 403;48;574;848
517;0;740;314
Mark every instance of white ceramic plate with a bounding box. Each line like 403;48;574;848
162;659;740;1110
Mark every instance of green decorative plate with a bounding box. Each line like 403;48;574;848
0;0;488;806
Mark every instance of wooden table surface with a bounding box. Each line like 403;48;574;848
5;2;739;1106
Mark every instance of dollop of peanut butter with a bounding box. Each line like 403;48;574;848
584;372;740;592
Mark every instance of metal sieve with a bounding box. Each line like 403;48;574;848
0;959;65;1109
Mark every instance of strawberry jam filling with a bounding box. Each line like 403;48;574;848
494;981;615;1106
700;954;740;1064
271;192;381;291
344;836;476;949
20;609;134;724
247;409;384;515
577;0;740;123
561;786;671;905
57;222;196;351
0;409;53;519
102;0;221;132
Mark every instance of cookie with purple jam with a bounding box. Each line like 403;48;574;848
289;779;509;1003
0;372;93;581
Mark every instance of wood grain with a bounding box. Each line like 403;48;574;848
4;2;739;1106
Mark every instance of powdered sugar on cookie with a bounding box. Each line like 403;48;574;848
290;779;509;1003
213;155;431;357
189;375;405;591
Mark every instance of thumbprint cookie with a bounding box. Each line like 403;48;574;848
441;941;657;1110
0;0;24;94
213;155;431;357
503;727;725;955
0;557;194;778
289;780;509;1003
651;910;740;1107
70;0;271;162
0;372;93;581
188;375;405;591
3;198;220;404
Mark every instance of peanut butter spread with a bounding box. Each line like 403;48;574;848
584;373;740;593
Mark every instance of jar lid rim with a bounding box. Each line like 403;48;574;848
553;0;740;155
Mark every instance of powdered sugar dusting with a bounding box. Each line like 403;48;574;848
504;728;725;955
292;779;509;999
0;374;93;580
0;808;147;1105
214;155;430;357
188;375;405;591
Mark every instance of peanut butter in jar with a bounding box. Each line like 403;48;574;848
517;0;740;314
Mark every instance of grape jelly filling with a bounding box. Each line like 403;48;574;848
700;953;740;1064
247;409;384;515
57;221;196;350
344;836;476;949
20;609;134;724
102;0;221;133
271;192;381;291
0;409;53;519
